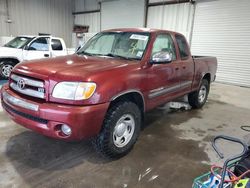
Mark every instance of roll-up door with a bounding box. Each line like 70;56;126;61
191;0;250;87
147;3;195;43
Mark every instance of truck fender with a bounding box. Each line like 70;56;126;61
199;72;211;86
0;57;20;65
110;89;146;112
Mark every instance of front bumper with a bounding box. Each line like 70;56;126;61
1;84;109;141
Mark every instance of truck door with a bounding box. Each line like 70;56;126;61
50;38;67;57
175;34;194;92
23;37;51;60
147;33;182;106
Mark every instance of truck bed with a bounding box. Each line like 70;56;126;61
191;55;217;90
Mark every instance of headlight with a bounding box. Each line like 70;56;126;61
52;82;96;100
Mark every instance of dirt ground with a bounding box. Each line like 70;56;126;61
0;82;250;188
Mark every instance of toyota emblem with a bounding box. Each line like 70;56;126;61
17;79;26;90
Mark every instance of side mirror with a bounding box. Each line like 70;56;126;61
150;51;172;64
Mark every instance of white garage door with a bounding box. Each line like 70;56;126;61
191;0;250;87
147;3;194;43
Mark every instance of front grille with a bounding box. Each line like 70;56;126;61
2;101;48;124
10;74;45;99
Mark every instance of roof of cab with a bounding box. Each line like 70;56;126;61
102;27;179;35
17;35;63;40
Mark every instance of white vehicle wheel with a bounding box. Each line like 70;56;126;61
92;101;141;158
113;114;135;148
188;79;209;109
0;61;15;78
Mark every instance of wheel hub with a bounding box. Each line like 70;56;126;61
2;64;13;77
115;123;126;137
113;114;135;148
198;85;207;103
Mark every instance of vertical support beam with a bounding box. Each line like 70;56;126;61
5;0;11;35
189;1;196;47
144;0;149;27
99;2;102;31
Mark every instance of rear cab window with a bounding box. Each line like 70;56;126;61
175;34;190;60
51;39;63;51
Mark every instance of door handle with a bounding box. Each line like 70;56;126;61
44;54;49;57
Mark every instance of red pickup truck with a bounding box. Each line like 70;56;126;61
1;28;217;158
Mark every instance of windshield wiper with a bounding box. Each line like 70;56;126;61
78;52;139;60
103;53;128;60
77;51;94;56
102;53;139;60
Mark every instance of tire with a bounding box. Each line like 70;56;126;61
92;101;141;158
0;61;15;79
188;79;209;109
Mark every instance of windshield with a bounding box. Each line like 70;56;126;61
4;37;33;49
77;32;150;60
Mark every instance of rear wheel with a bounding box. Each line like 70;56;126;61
92;101;141;158
188;79;209;108
0;61;15;78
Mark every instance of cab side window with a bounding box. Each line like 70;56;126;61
176;35;189;59
151;34;176;61
29;37;49;51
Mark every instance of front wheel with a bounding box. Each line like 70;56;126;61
0;61;15;78
188;79;209;109
92;101;141;158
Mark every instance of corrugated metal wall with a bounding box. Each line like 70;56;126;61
147;3;194;43
75;0;99;12
0;0;74;46
191;0;250;87
74;0;100;33
101;0;145;30
0;0;9;36
75;13;100;33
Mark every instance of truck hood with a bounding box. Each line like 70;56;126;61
14;54;133;80
0;46;21;57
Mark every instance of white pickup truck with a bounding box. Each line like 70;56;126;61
0;35;68;78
